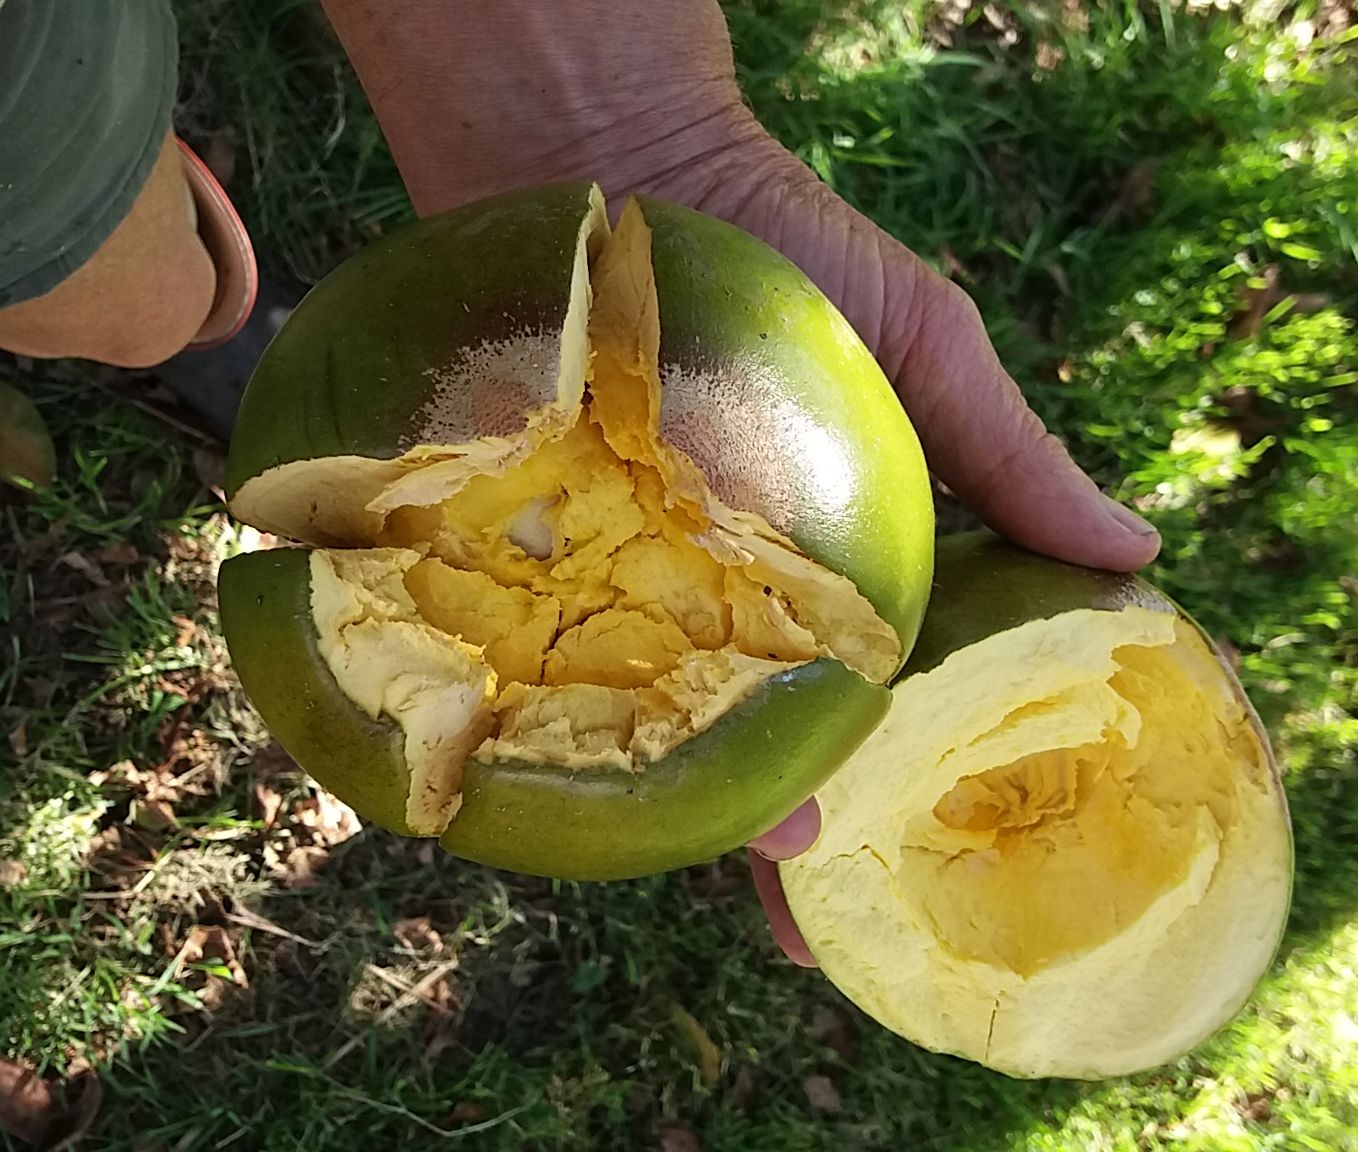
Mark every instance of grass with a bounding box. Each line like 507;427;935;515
2;0;1355;1148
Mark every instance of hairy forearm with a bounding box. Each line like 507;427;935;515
321;0;763;215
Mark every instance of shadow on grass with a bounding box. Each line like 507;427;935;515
4;2;1354;1150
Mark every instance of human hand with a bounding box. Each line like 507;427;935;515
324;0;1161;965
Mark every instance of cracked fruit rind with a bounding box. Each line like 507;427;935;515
219;547;888;880
781;532;1293;1080
218;183;933;880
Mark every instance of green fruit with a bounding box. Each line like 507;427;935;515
782;532;1293;1080
219;183;934;880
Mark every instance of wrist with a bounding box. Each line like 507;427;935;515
323;0;760;215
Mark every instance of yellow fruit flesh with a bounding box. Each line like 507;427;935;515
781;607;1290;1078
299;201;901;829
899;629;1241;978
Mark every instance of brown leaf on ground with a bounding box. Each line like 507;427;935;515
193;975;230;1014
282;845;330;888
95;541;141;567
131;798;179;832
292;791;362;847
0;1057;55;1144
180;925;248;987
0;859;26;889
394;916;445;956
657;1126;702;1152
171;615;199;649
802;1074;843;1115
58;551;108;587
810;1004;861;1064
88;760;141;790
0;380;56;490
252;783;284;828
1035;41;1065;70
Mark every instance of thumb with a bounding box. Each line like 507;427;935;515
887;265;1161;572
680;140;1160;573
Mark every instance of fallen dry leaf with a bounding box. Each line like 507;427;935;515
282;845;330;888
95;541;140;567
810;1004;861;1064
131;798;179;832
394;916;445;956
47;1070;103;1150
293;791;362;847
58;551;108;587
0;380;56;490
180;925;248;987
252;783;284;828
193;975;230;1014
657;1126;702;1152
171;615;198;649
672;1005;722;1086
802;1073;842;1115
447;1101;486;1125
0;859;27;889
0;1056;55;1144
1035;40;1065;70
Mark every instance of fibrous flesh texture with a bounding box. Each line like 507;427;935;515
233;200;901;834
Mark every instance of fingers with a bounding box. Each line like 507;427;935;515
892;271;1161;573
747;849;817;968
680;141;1160;574
747;797;820;860
746;799;820;966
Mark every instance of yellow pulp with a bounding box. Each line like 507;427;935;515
899;625;1244;977
304;202;899;811
378;408;824;692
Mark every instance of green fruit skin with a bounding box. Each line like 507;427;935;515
220;547;890;880
225;182;602;497
642;197;934;666
219;548;411;833
222;183;934;878
903;531;1174;679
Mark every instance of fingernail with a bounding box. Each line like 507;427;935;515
1101;495;1159;538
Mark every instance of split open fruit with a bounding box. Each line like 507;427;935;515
217;183;934;880
780;533;1293;1079
218;182;1292;1079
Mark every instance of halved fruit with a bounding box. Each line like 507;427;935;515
219;183;934;880
780;533;1293;1079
